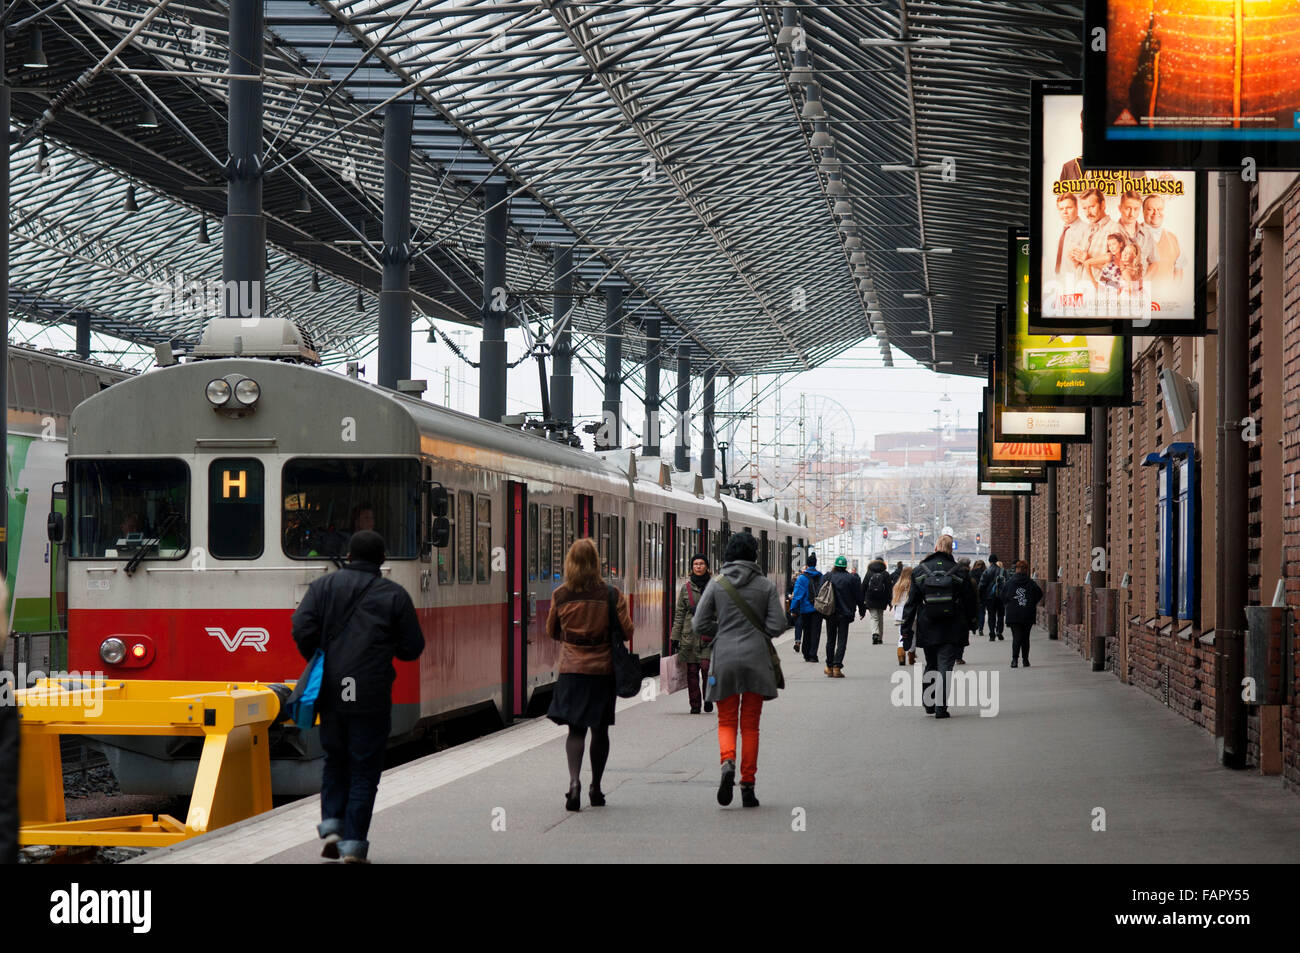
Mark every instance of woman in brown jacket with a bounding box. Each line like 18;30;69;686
546;537;634;811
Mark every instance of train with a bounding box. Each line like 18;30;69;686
0;345;132;651
55;319;808;794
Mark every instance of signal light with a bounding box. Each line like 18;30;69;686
882;528;889;539
839;517;846;529
976;532;982;544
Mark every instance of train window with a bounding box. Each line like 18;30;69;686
281;458;419;559
636;521;643;578
615;517;625;579
476;495;491;583
597;514;609;578
539;505;552;582
437;492;454;585
68;458;190;560
552;507;564;580
527;503;538;582
208;458;264;559
457;493;474;583
564;508;574;558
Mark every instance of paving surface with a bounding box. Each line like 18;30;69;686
145;619;1300;864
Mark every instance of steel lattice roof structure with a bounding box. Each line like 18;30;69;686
3;1;1084;378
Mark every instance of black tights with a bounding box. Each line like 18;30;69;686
566;725;610;790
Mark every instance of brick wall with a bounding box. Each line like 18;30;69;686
989;496;1017;563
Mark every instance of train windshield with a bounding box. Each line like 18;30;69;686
68;459;190;560
281;458;419;560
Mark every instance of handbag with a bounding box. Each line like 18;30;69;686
283;574;378;727
715;576;784;692
606;586;643;699
660;652;688;694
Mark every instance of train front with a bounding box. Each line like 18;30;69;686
60;319;426;794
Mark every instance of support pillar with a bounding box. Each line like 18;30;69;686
74;313;91;359
701;367;716;479
1047;466;1059;639
223;0;265;321
1216;173;1250;768
550;245;573;438
598;286;623;450
378;102;412;390
643;318;661;456
479;181;508;422
674;344;691;471
1090;406;1108;670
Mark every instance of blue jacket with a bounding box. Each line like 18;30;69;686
789;567;823;615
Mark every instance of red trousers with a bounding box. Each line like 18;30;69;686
717;692;764;784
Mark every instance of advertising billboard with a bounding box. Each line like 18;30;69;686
980;396;1049;484
1083;1;1300;170
1031;82;1206;334
991;309;1092;443
1006;231;1132;407
977;412;1038;497
992;440;1062;464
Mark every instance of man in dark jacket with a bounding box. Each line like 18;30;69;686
860;557;892;645
970;560;987;636
292;530;425;863
979;554;1007;640
900;535;977;719
1001;560;1044;668
823;555;862;679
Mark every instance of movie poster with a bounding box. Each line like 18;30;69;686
1084;1;1300;170
1036;88;1202;328
1007;233;1131;407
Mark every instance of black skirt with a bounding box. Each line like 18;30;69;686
547;673;616;728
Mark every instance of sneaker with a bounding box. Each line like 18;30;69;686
934;710;951;720
320;832;341;860
740;783;760;808
704;701;713;713
872;636;882;645
717;759;736;806
793;641;801;654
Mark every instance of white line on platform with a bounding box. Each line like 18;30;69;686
144;678;662;864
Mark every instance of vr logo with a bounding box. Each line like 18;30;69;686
205;626;270;652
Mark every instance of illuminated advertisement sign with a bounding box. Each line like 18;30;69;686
1084;1;1300;170
992;441;1062;463
977;412;1038;497
1031;83;1206;334
979;396;1048;485
991;308;1092;443
1006;231;1132;407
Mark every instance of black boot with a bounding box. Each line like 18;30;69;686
740;783;759;808
717;759;735;806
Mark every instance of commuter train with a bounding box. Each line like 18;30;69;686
1;345;131;646
58;320;807;794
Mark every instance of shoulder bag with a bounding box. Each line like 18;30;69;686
715;576;784;691
606;586;643;699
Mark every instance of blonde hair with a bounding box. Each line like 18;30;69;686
892;566;913;604
563;537;603;592
936;534;954;554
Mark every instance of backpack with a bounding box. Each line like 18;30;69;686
814;577;837;618
917;564;961;623
988;568;1006;600
867;570;891;602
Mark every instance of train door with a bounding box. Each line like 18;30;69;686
505;481;529;722
663;512;677;655
577;494;594;538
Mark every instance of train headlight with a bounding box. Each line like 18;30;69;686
206;379;232;405
99;637;127;665
233;378;260;406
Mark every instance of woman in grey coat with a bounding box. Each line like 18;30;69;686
692;531;787;808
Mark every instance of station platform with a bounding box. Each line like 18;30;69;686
141;621;1300;865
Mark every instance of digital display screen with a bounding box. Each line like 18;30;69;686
1007;230;1132;407
1084;1;1300;170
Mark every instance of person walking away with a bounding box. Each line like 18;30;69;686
953;558;974;665
861;556;892;645
1002;561;1044;668
0;578;15;865
546;537;634;811
788;552;824;663
890;561;903;588
292;531;425;863
693;532;786;808
671;553;714;714
980;555;1007;640
823;556;862;678
970;559;987;637
900;535;977;719
892;567;914;666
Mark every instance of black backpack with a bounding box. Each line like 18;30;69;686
867;570;891;601
917;563;961;623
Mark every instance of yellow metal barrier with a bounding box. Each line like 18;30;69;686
17;678;282;848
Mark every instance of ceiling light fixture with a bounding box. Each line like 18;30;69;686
137;106;159;129
296;188;312;214
896;246;953;254
123;185;139;213
859;36;950;48
880;163;945;173
22;29;47;69
197;216;210;245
